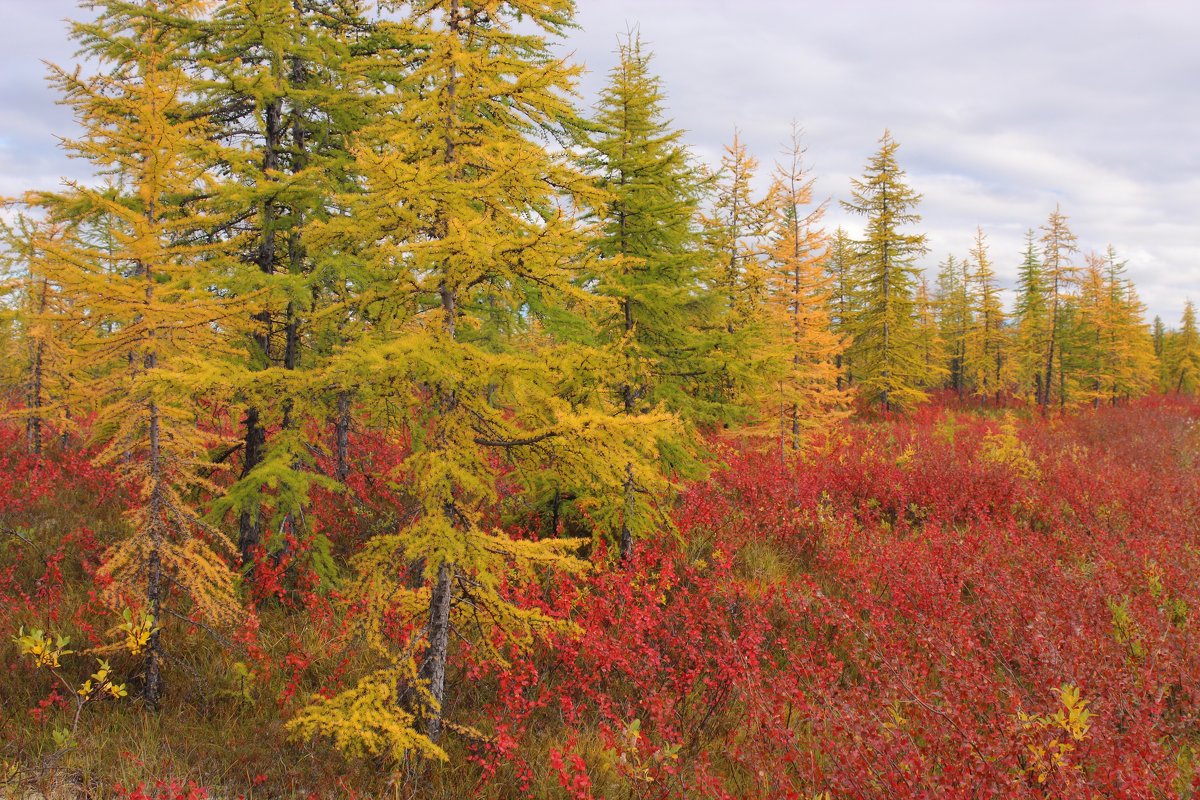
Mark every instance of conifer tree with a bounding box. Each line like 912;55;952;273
0;216;79;454
934;253;972;397
1167;300;1200;395
824;226;860;389
289;0;668;762
581;32;711;555
1013;229;1048;402
1097;247;1156;403
1153;315;1168;390
191;0;378;566
842;131;929;412
31;0;248;709
1038;205;1080;409
703;131;773;413
1076;252;1111;406
758;124;846;450
585;33;712;419
914;274;945;390
966;227;1006;402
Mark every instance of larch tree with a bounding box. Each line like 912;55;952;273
0;216;80;455
759;124;846;451
1152;314;1168;390
1167;300;1200;395
934;253;972;398
1076;252;1112;406
1094;246;1156;403
914;274;945;390
31;0;248;709
288;0;667;764
1038;205;1080;410
824;226;860;389
966;227;1005;402
191;0;378;567
1013;229;1048;402
702;131;774;416
582;32;711;555
842;130;929;412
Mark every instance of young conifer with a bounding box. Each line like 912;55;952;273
1013;229;1049;402
289;0;670;762
31;0;248;709
1167;300;1200;395
1039;205;1080;409
966;227;1006;402
842;131;929;412
758;125;847;450
703;132;774;416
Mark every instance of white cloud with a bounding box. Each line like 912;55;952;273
3;0;1197;324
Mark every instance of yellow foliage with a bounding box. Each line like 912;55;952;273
13;628;73;669
287;666;447;764
1016;684;1093;786
978;420;1041;481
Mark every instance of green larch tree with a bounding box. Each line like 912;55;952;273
934;253;972;397
1013;229;1049;402
966;227;1006;402
1152;314;1168;390
192;0;377;565
581;32;712;555
1167;300;1200;395
824;226;860;389
841;130;929;412
1039;205;1080;410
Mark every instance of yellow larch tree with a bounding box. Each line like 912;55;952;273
965;227;1006;402
28;0;250;709
757;124;847;451
289;0;671;765
0;216;81;455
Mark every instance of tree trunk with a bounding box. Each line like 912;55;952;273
619;462;635;560
419;558;454;743
144;423;165;710
334;390;351;482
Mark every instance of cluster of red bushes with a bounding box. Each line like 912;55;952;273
3;398;1200;798
464;398;1200;798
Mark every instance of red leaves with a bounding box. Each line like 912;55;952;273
466;398;1200;797
5;398;1200;797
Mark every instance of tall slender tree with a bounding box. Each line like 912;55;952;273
193;0;376;566
582;32;711;555
703;131;773;414
1166;300;1200;395
966;227;1006;402
758;124;846;450
289;0;667;762
0;216;79;454
31;0;248;709
1013;229;1049;403
842;131;929;412
824;226;860;389
934;253;972;397
1038;205;1080;410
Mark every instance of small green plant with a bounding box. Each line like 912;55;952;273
13;616;135;755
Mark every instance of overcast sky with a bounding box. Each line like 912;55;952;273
3;1;1197;323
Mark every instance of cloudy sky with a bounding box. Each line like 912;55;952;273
3;1;1198;323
